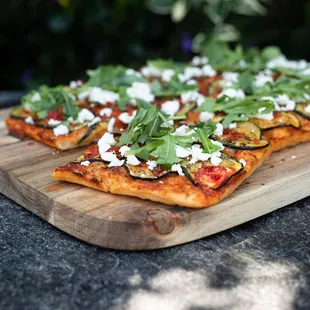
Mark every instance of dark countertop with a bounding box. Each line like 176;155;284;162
1;194;310;310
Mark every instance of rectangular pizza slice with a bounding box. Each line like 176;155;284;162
53;106;272;208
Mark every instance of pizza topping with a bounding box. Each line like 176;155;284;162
127;82;155;103
182;154;243;189
239;159;247;167
171;164;184;176
253;72;274;88
88;87;120;105
48;119;62;126
118;111;137;124
80;160;90;166
181;91;205;106
77;109;95;123
191;56;209;66
99;108;113;117
305;104;310;113
160;100;180;116
213;123;223;136
161;69;175;82
53;124;69;136
222;72;239;87
174;125;194;136
25;116;34;124
126;155;141;166
69;80;83;89
218;88;246;100
107;117;115;132
146;160;157;171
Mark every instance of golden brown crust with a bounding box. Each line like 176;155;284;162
52;147;271;208
6;118;107;150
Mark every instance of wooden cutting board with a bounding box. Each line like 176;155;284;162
1;107;309;250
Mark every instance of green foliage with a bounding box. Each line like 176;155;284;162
21;86;79;119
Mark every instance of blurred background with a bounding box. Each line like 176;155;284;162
2;0;310;91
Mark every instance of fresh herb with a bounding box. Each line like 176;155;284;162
147;59;186;71
150;75;198;97
21;85;79;120
86;65;145;90
119;106;220;166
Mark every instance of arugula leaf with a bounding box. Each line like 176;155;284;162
86;65;145;90
262;46;282;61
150;134;181;166
198;97;216;112
147;59;186;70
151;75;198;97
238;71;255;94
21;85;79;120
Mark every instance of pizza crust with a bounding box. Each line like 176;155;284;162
52;147;271;208
6;118;107;150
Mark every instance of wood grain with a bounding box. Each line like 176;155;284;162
0;108;309;250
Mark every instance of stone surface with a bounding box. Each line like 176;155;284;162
1;194;310;310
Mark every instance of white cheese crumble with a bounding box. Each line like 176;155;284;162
276;94;296;111
88;116;101;127
254;72;274;88
213;123;223;136
88;87;119;105
191;56;209;66
127;82;155;102
174;125;194;136
80;160;90;166
31;92;41;102
118;111;137;124
171;164;184;176
254;111;274;120
229;122;237;129
161;69;175;82
239;158;247;167
181;91;205;106
218;88;246;100
267;55;308;71
141;65;161;77
99;108;113;117
146;160;157;171
126;155;141;166
178;67;202;83
107;117;115;132
201;64;216;77
199;111;214;122
291;155;296;159
210;155;222;166
53;124;69;136
98;132;116;146
305;104;310;113
119;145;130;156
175;145;191;158
186;79;197;85
77;109;95;123
48;119;61;126
222;72;239;87
69;80;83;89
25;116;34;124
125;69;142;78
161;100;180;116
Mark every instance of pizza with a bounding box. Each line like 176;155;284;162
7;51;310;208
53;107;271;208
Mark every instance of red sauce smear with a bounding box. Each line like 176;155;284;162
194;165;232;188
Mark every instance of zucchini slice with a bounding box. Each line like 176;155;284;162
295;102;310;120
181;154;243;189
176;102;197;117
10;107;31;119
212;122;270;150
78;123;98;144
125;163;170;180
250;111;301;130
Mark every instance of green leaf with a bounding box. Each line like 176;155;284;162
262;46;282;61
151;134;181;165
147;0;174;14
198;97;216;112
238;71;254;94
